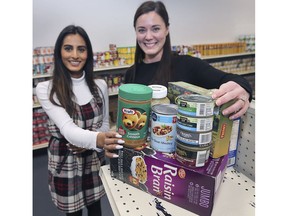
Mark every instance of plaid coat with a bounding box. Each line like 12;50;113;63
47;96;106;213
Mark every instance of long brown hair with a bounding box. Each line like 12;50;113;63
50;25;103;116
132;1;172;86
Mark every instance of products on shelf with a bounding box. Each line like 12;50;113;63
33;46;54;76
96;73;125;95
33;108;50;146
172;42;247;57
209;57;255;74
117;46;135;65
238;34;255;52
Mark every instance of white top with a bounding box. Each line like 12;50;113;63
35;72;109;151
148;84;168;99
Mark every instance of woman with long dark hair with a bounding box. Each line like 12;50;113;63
36;25;124;216
125;1;253;120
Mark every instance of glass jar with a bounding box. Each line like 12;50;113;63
148;85;170;106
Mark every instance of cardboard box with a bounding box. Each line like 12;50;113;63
168;81;233;158
167;81;213;103
110;147;228;216
211;101;234;158
227;118;241;167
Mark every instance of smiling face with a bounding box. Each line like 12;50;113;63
135;11;169;63
61;33;87;78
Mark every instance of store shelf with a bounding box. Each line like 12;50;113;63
94;64;130;72
99;165;255;216
201;52;255;60
33;64;131;79
233;70;255;75
32;52;254;79
33;142;49;150
33;104;42;109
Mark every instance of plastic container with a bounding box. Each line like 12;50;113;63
117;84;152;148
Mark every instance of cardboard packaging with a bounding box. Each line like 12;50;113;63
167;81;234;158
227;118;241;167
110;147;228;216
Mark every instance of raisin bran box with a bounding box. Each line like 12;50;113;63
110;147;228;216
167;81;233;158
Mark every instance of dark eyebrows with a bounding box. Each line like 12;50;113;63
78;45;87;49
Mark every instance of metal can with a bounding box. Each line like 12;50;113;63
175;94;214;117
175;139;211;168
117;84;152;148
150;104;178;153
176;126;212;146
176;113;214;132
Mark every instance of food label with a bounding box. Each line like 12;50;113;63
150;111;177;152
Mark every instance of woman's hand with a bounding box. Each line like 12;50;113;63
211;81;250;120
97;131;125;158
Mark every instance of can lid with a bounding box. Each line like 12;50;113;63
177;94;213;103
119;83;152;101
148;85;167;99
152;104;178;115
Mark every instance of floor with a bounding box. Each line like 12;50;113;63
33;148;114;216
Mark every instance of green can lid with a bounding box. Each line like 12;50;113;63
119;83;153;101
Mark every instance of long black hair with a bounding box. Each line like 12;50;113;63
131;1;173;86
50;25;103;116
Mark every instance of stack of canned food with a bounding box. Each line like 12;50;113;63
174;94;215;167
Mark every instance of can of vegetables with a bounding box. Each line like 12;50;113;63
150;104;178;152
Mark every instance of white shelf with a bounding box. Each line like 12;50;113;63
94;64;130;72
33;142;49;150
99;165;255;216
33;64;131;79
201;52;255;60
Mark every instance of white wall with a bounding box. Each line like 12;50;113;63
33;0;255;51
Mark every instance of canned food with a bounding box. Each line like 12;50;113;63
175;139;211;167
175;94;214;117
177;113;213;132
176;126;212;146
117;84;152;148
150;104;178;153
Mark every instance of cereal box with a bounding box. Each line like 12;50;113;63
110;147;228;216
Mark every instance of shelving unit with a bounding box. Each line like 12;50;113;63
201;51;255;60
99;165;255;216
99;101;255;216
32;52;255;150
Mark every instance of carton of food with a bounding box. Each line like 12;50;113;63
110;146;228;216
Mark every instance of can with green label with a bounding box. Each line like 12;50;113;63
116;84;152;148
